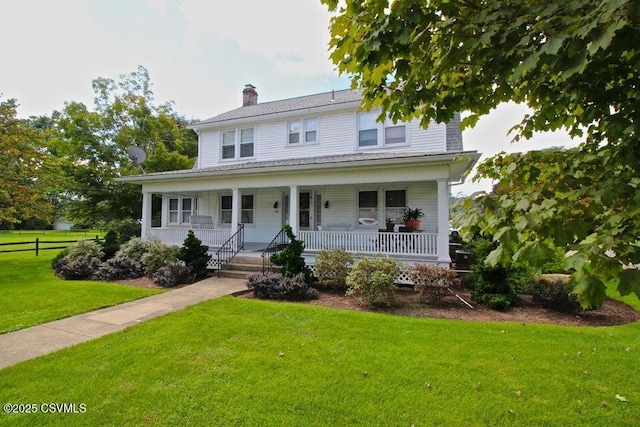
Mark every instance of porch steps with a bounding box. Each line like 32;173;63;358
217;256;279;279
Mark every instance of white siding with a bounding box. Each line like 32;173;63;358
197;109;451;168
198;131;219;167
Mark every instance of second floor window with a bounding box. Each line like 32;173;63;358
222;127;254;159
288;118;318;144
358;111;407;147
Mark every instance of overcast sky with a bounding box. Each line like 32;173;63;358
1;0;579;195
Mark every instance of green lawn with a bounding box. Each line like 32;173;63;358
1;297;638;426
0;231;162;334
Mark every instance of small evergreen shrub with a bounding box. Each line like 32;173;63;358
100;230;120;260
94;256;144;281
270;225;314;283
177;230;211;280
530;274;581;313
314;248;353;290
152;260;194;288
141;241;178;275
408;264;461;304
346;257;402;307
58;255;102;280
246;272;319;301
66;239;104;262
468;236;532;311
116;237;150;262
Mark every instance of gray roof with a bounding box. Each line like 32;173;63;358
195;89;362;126
446;112;464;152
119;150;479;183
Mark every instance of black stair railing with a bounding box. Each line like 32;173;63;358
216;224;245;278
261;227;289;274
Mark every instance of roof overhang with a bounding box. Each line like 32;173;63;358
117;151;481;186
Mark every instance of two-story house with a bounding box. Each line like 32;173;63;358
119;85;480;273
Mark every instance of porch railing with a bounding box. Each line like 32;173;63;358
261;227;290;274
298;230;438;257
146;228;231;247
216;224;245;277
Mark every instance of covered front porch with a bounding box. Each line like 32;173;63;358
125;152;481;268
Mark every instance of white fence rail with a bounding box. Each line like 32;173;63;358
146;228;231;248
299;231;438;256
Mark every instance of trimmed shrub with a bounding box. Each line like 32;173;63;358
530;274;581;313
94;256;144;281
246;272;319;301
177;231;211;280
66;239;104;262
58;255;102;280
270;225;314;283
100;230;120;260
314;248;353;290
468;236;532;311
346;257;402;307
115;237;149;262
152;261;194;288
141;241;179;275
408;264;461;304
52;249;69;270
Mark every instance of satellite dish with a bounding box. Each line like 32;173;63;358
127;146;147;166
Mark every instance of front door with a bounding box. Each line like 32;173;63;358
299;192;311;230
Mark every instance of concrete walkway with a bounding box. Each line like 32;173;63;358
0;277;247;370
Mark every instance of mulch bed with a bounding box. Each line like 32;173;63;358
241;286;640;327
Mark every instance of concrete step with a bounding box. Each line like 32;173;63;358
231;256;264;266
218;270;254;280
226;262;263;273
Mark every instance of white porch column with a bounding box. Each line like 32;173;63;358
141;191;152;239
436;178;451;264
231;188;240;235
289;185;298;234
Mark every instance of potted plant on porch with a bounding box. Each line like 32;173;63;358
402;207;424;230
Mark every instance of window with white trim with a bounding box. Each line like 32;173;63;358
220;194;254;224
358;111;407;147
358;190;378;223
168;197;194;225
220;195;232;224
241;194;254;224
358;111;378;147
240;128;254;157
385;190;406;222
288;118;318;144
221;127;254;159
220;196;233;224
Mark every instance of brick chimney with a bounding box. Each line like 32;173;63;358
242;84;258;106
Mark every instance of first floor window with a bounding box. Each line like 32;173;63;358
220;195;232;224
168;197;194;224
220;194;255;224
385;190;406;222
358;190;378;222
241;194;254;224
169;198;179;223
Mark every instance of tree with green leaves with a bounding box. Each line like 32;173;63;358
322;0;640;307
50;66;197;226
0;98;61;226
